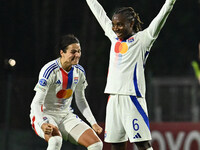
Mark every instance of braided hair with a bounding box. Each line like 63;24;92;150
113;7;143;33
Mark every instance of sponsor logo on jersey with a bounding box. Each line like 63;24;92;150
56;89;73;99
39;79;47;86
56;80;61;84
133;133;142;139
74;77;78;84
114;41;128;54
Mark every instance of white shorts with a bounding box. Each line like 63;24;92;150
30;112;90;143
104;95;152;143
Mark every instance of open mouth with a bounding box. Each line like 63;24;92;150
116;32;123;39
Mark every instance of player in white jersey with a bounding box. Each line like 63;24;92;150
30;34;103;150
85;0;176;149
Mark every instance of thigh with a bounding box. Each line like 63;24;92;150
30;114;58;139
58;113;85;142
120;95;152;143
104;95;128;143
70;123;100;147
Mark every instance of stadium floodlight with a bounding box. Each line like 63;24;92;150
8;59;16;67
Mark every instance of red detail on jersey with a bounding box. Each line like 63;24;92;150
56;89;67;98
60;68;68;89
107;95;111;103
41;105;43;112
32;116;38;135
114;41;121;53
107;68;109;77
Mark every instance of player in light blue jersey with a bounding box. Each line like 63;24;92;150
30;34;103;150
85;0;176;149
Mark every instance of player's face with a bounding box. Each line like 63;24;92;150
60;43;81;66
112;14;134;40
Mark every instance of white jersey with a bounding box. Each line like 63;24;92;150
86;0;176;97
30;58;96;127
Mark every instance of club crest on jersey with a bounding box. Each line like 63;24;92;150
39;79;47;86
128;37;134;43
74;77;78;84
43;117;48;121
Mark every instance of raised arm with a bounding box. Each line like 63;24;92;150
142;0;176;47
86;0;114;37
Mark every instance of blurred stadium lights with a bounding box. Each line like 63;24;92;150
4;58;16;68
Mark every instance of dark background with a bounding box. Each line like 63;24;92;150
0;0;200;130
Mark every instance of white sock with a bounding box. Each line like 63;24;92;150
47;136;62;150
147;147;153;150
87;141;103;150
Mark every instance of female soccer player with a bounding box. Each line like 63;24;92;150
30;34;103;150
85;0;176;149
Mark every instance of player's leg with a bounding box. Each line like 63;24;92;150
69;122;103;150
120;95;153;150
59;113;103;150
111;142;127;150
104;95;128;150
30;114;62;150
45;125;62;150
134;141;153;150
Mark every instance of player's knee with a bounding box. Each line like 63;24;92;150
48;136;63;150
135;141;152;150
87;141;103;150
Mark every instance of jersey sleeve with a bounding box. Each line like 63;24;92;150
30;91;49;127
140;0;176;50
75;66;88;91
75;89;97;126
31;63;55;127
86;0;116;39
74;65;97;126
34;63;54;93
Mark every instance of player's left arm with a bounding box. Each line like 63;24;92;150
75;89;102;134
141;0;176;48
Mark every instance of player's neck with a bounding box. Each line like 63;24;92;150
60;58;72;72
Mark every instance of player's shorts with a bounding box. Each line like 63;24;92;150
104;94;152;143
30;112;90;143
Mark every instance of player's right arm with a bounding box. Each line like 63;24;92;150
31;91;48;127
31;62;55;128
85;0;114;38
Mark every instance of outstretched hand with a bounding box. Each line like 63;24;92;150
92;123;103;135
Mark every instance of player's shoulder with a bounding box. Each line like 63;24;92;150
40;59;60;79
74;64;86;75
